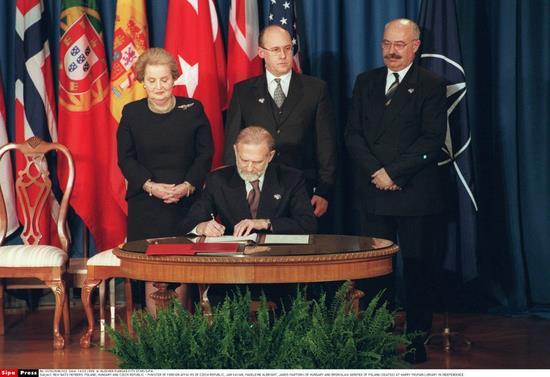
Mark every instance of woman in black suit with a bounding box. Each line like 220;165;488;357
117;48;213;310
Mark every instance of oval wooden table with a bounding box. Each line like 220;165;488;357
112;234;399;312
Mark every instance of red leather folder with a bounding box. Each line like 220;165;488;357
146;243;240;256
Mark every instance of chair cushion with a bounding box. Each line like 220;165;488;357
87;249;121;267
0;245;68;267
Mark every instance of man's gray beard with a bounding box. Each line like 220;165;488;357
238;169;263;182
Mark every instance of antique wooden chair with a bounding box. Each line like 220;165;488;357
79;249;133;348
0;136;74;349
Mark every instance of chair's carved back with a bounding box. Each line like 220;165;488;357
0;137;75;252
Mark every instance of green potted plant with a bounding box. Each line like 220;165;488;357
107;282;412;368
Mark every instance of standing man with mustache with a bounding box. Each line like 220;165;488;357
345;19;447;364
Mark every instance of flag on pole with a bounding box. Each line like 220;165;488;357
164;0;227;168
109;0;149;215
268;0;302;73
418;0;478;282
227;0;263;100
58;0;126;250
0;73;18;236
14;0;60;245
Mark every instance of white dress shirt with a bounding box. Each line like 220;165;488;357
244;173;265;197
385;62;413;94
266;70;292;99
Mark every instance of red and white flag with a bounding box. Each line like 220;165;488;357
58;0;126;250
227;0;263;100
14;0;59;245
0;75;18;237
164;0;227;168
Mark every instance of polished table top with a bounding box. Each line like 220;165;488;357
113;235;399;284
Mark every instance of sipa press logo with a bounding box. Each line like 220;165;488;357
18;371;39;377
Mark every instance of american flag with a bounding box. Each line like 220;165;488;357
268;0;302;72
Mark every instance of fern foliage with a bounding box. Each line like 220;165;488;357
107;282;411;369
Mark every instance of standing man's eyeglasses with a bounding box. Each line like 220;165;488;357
260;45;293;55
380;39;418;51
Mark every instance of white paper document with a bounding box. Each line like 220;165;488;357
263;234;310;244
201;234;310;245
203;233;258;244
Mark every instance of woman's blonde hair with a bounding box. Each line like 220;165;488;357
134;48;179;82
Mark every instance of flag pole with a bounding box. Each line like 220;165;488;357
425;311;472;351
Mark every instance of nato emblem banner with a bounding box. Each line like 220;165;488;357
418;0;478;282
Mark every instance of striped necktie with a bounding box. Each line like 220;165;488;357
385;72;400;106
247;180;261;219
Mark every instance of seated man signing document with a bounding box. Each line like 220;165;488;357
181;126;317;237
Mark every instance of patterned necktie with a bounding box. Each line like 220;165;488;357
385;72;400;106
273;78;286;108
247;180;261;219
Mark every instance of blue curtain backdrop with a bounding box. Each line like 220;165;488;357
0;0;548;314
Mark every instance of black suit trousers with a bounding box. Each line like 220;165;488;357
359;211;444;334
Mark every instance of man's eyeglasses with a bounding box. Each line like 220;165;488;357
260;44;293;55
380;39;418;51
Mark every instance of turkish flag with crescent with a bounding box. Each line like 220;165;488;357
164;0;227;168
227;0;263;101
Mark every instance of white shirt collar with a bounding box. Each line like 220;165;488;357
385;63;413;94
266;69;292;84
386;62;413;83
244;173;265;195
266;69;292;97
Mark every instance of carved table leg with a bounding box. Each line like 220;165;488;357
346;281;365;315
197;284;212;321
150;282;177;312
45;279;66;350
80;279;101;348
177;283;193;312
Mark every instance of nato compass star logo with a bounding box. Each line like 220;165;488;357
420;53;477;210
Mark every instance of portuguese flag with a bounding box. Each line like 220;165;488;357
57;0;126;250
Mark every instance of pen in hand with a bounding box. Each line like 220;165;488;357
205;213;225;236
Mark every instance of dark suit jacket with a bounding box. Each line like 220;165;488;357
117;97;213;240
223;73;336;199
180;163;317;235
345;64;447;216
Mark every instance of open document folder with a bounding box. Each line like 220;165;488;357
145;235;310;256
